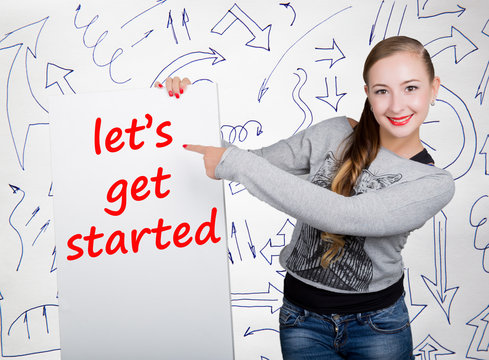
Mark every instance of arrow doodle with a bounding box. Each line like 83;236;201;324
476;61;489;105
260;219;294;265
315;39;345;68
32;220;50;246
403;268;427;323
466;305;489;359
316;76;346;112
231;282;283;314
8;185;26;271
257;6;351;102
369;0;408;45
0;17;49;170
221;120;264;144
279;2;296;26
211;3;272;51
480;135;489;175
291;68;313;134
421;211;459;324
25;206;40;226
131;30;154;48
416;0;465;19
45;63;76;95
182;8;191;40
414;335;455;360
151;48;225;87
245;220;256;259
228;181;247;195
120;0;167;29
167;10;178;44
50;247;57;273
424;26;478;64
231;221;243;262
244;326;279;337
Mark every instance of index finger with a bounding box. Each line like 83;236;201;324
183;144;207;154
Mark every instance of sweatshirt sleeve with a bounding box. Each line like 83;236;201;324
215;147;455;237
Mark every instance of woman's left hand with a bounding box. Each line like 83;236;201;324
183;144;227;180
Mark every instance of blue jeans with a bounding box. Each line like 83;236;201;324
279;295;414;359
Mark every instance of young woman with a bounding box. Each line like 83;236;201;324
160;36;455;359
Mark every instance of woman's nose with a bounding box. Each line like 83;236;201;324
389;92;405;114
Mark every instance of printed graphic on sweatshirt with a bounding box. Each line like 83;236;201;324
286;152;402;291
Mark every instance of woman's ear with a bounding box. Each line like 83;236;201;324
364;84;369;96
432;76;441;99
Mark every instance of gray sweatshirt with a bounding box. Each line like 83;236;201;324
215;116;455;293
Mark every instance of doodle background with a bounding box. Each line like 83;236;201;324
0;0;488;359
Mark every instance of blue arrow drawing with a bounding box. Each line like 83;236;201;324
45;63;76;95
257;6;351;102
476;61;489;105
480;135;489;175
414;335;455;359
279;2;296;26
417;0;465;19
291;68;313;135
315;39;345;68
211;3;272;51
182;8;191;40
421;210;459;324
316;76;346;112
369;0;408;45
403;268;427;323
231;282;283;314
466;305;489;359
424;26;478;64
244;326;279;337
8;185;25;271
167;10;178;44
260;219;294;265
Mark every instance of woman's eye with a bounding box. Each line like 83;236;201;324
375;89;387;95
406;85;418;92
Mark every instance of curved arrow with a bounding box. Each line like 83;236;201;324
257;6;351;102
421;211;459;324
0;17;49;170
211;3;271;51
151;48;225;87
8;185;25;271
417;0;465;19
424;26;478;64
279;2;296;26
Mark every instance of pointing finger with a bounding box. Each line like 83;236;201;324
183;144;207;154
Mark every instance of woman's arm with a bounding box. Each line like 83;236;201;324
214;147;455;237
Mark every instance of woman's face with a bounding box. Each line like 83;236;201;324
365;51;440;148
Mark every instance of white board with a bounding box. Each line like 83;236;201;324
49;84;233;360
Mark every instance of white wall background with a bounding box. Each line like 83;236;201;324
0;0;488;359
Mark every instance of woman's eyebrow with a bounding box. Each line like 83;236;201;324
371;79;421;88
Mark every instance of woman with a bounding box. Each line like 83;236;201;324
160;36;455;359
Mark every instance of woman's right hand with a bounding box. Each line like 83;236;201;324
155;77;191;98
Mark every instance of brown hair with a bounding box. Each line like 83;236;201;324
320;36;435;268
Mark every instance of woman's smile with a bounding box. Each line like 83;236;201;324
387;114;413;126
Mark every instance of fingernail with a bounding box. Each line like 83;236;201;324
180;88;184;94
169;91;173;97
175;93;180;99
182;144;187;148
158;83;163;88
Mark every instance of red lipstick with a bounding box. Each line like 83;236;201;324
387;114;413;126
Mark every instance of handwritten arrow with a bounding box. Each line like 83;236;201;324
231;282;283;313
32;220;50;246
182;8;191;40
260;219;294;265
414;335;455;360
9;184;25;271
403;268;427;323
417;0;465;19
230;221;243;262
244;220;256;258
369;1;408;45
424;26;478;64
279;2;296;26
131;30;154;47
51;247;57;272
211;3;272;51
0;17;49;170
467;306;489;357
42;306;50;334
476;61;489;105
151;48;225;87
45;63;76;95
316;76;346;112
167;10;178;44
228;181;246;195
25;206;40;226
257;6;350;102
480;135;489;175
421;211;459;324
121;0;167;29
291;68;313;134
244;326;279;337
315;39;345;68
